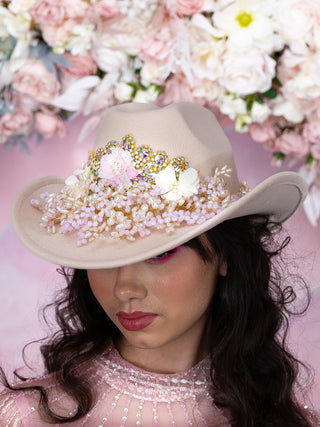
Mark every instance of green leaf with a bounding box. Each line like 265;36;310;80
273;76;282;87
306;155;316;165
262;87;277;99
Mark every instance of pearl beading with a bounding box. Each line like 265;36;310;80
30;134;250;247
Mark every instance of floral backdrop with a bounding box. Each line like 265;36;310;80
1;0;320;224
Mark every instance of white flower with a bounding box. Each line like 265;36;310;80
1;9;32;40
219;49;276;96
8;0;36;13
51;75;101;111
192;80;224;102
65;24;95;56
93;17;143;57
212;0;280;53
134;86;159;103
250;101;271;123
282;52;320;100
114;82;134;103
65;169;85;186
235;114;252;132
117;0;158;22
275;0;315;43
189;15;225;81
155;165;200;201
218;94;247;120
140;62;170;86
271;95;304;123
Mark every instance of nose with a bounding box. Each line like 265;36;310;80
113;263;147;302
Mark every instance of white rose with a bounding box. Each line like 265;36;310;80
219;49;276;96
140;62;170;87
2;10;32;40
65;24;94;56
276;0;315;42
98;17;143;56
8;0;36;13
192;80;224;102
219;94;247;120
271;96;304;123
191;40;225;81
250;101;271;123
115;82;134;103
134;86;159;103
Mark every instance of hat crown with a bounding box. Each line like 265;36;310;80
95;103;240;194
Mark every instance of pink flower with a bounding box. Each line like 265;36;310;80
41;19;76;49
12;60;60;103
275;131;310;157
157;73;194;106
99;147;138;187
34;112;67;139
310;143;320;160
0;109;32;141
139;8;178;65
31;0;66;25
248;122;277;144
303;120;320;144
95;0;119;18
60;53;97;78
61;0;89;19
176;0;205;16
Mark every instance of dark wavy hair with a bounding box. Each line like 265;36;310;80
2;214;315;426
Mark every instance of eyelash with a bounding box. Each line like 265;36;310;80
146;247;181;264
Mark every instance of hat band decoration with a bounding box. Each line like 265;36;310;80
30;134;250;247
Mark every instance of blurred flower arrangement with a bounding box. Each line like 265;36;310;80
1;0;320;224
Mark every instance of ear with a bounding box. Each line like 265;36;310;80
218;259;227;277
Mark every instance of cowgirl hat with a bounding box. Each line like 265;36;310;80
12;102;307;269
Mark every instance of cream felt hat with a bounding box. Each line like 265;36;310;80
11;102;307;269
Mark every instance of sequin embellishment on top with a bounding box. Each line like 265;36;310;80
0;345;231;426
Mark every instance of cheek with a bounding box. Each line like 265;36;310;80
87;270;114;306
156;262;217;314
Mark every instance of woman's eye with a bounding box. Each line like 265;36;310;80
146;247;182;264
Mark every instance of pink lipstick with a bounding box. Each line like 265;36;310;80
116;311;158;331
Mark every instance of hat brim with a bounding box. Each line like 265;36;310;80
11;171;307;269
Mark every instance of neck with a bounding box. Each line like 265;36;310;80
117;321;210;374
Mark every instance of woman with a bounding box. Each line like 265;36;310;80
0;102;319;426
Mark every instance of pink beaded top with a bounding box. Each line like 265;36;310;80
0;345;230;426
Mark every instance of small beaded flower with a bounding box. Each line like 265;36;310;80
31;134;250;246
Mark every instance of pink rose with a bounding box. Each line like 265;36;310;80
41;19;76;49
303;120;320;144
0;109;32;140
275;131;310;157
176;0;205;16
158;73;194;106
61;0;89;19
60;53;97;78
95;0;119;18
34;112;67;139
99;147;138;187
31;0;66;25
248;122;277;144
139;8;180;65
12;60;60;103
310;143;320;160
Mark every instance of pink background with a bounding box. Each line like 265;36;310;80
0;117;319;408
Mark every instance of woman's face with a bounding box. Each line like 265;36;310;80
87;244;223;369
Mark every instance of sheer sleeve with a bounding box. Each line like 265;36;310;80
0;390;26;427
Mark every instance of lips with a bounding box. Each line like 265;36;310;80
116;311;158;331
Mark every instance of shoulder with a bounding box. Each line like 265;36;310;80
0;387;32;426
0;373;65;426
